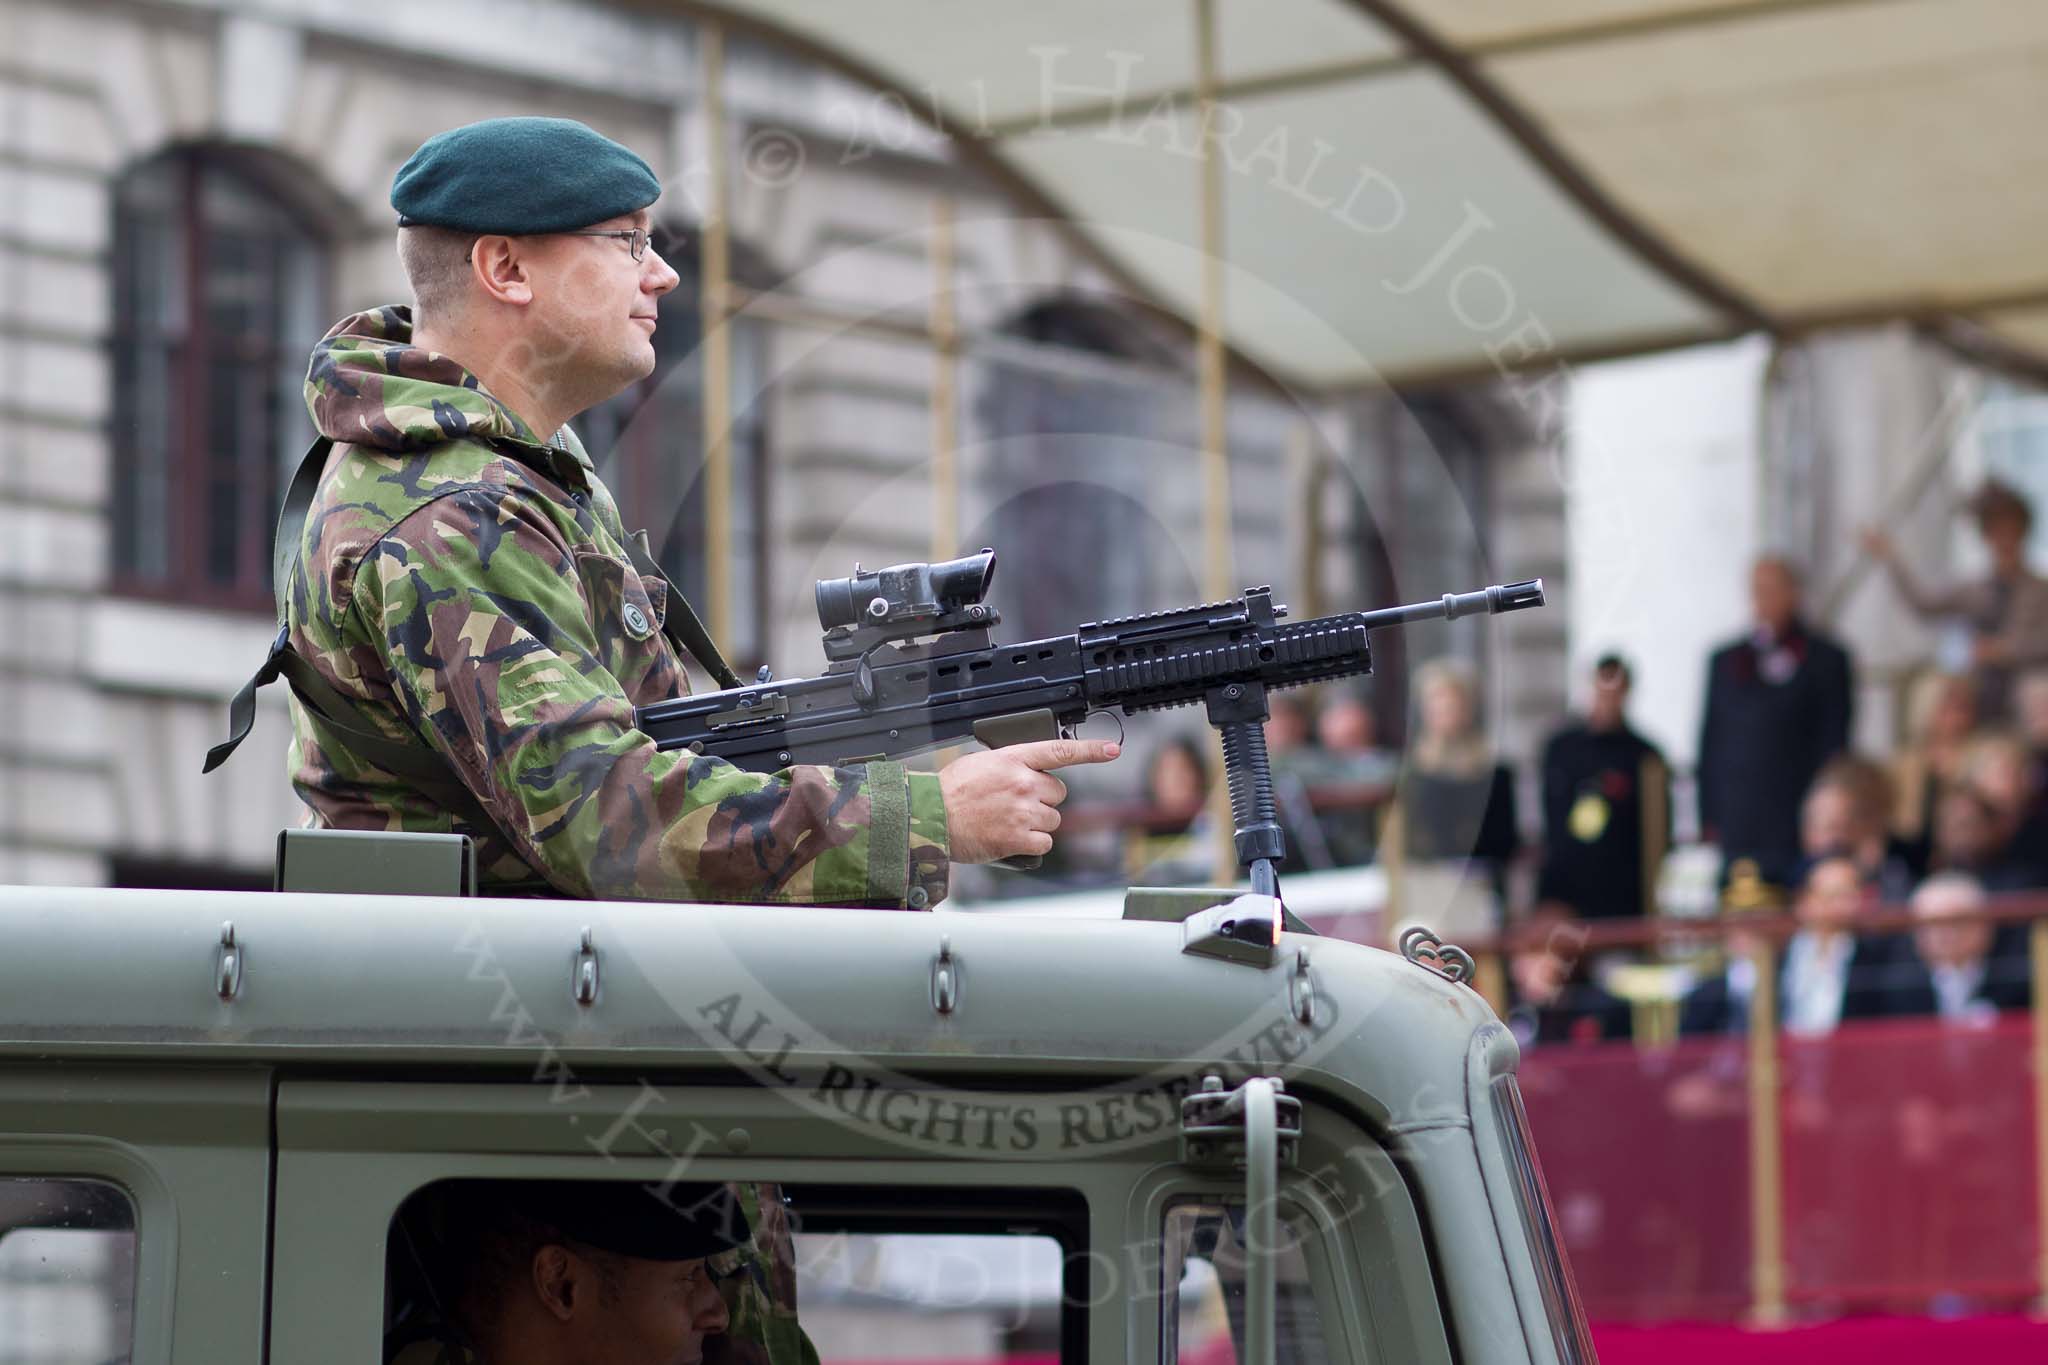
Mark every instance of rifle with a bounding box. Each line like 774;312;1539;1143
635;550;1543;895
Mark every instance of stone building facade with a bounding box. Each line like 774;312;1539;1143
0;0;1562;889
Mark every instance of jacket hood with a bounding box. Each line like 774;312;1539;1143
304;305;553;456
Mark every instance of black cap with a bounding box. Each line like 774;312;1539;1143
493;1180;750;1262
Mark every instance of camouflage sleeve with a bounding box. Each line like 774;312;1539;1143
703;1182;817;1365
352;485;950;906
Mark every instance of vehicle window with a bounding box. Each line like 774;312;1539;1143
1162;1199;1331;1364
790;1184;1086;1364
384;1180;1087;1365
1490;1075;1594;1365
0;1178;137;1365
797;1230;1066;1362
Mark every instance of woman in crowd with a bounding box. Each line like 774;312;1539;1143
1960;733;2048;875
1864;479;2048;723
1929;782;2038;893
1801;754;1918;900
1386;658;1519;934
1127;735;1215;883
1891;672;1979;869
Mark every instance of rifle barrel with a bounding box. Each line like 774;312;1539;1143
1355;579;1545;632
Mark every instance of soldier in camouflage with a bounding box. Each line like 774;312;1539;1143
270;116;1115;905
233;117;1120;1364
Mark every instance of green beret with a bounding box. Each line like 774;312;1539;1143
392;117;661;234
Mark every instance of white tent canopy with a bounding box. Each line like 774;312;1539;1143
675;0;2048;390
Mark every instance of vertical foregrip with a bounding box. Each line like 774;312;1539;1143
1219;722;1279;839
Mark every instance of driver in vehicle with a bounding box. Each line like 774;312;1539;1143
391;1179;747;1365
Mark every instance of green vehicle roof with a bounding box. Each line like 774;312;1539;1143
0;887;1502;1133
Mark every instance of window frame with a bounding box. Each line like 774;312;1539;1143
108;144;334;615
0;1065;273;1365
1127;1096;1453;1365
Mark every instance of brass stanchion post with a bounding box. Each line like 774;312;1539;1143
1746;934;1786;1326
2032;920;2048;1314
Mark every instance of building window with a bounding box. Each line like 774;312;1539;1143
580;228;774;670
972;298;1195;641
110;146;330;610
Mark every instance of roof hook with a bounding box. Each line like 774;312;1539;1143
216;921;243;1002
931;935;958;1015
573;926;600;1006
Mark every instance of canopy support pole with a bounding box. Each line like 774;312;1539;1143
930;194;960;560
701;21;735;656
1195;0;1238;885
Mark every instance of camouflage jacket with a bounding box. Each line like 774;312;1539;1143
287;306;949;906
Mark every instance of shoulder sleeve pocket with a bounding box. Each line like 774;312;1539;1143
572;548;665;643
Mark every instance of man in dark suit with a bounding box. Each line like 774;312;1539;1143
1680;855;1916;1036
1893;872;2031;1019
1698;557;1855;889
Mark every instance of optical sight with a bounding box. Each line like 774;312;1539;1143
816;549;996;632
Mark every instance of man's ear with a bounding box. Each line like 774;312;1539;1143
530;1244;579;1322
471;235;534;307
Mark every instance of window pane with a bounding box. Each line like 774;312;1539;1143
796;1231;1066;1363
970;346;1197;643
1162;1201;1331;1365
110;146;327;598
0;1178;138;1365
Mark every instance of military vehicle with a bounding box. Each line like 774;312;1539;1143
0;567;1584;1363
0;863;1590;1364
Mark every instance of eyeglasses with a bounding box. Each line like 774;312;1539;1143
451;227;672;265
557;227;652;261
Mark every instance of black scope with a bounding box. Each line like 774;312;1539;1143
815;549;997;632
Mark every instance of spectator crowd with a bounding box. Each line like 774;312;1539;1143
1108;478;2048;1046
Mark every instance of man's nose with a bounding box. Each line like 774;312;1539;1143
645;251;682;297
694;1277;731;1334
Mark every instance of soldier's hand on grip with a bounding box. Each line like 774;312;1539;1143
939;739;1121;864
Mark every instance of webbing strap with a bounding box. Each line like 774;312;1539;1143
204;436;335;774
626;529;743;689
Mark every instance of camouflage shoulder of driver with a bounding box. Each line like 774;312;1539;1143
701;1182;820;1365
